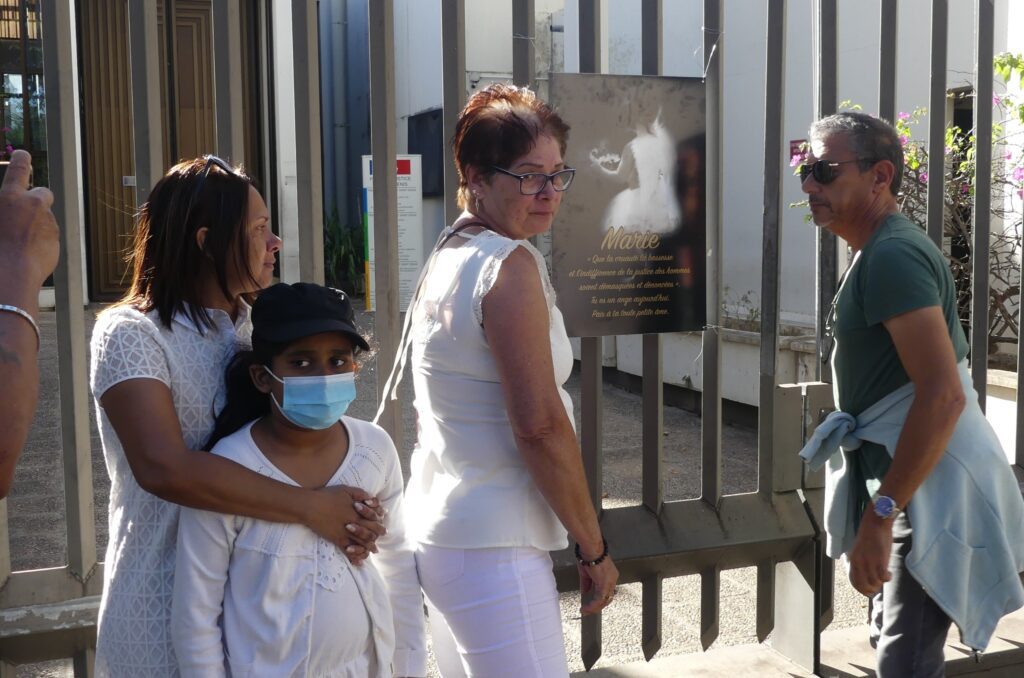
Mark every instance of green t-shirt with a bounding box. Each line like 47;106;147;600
831;213;969;514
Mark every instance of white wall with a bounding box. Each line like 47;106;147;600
345;0;1024;404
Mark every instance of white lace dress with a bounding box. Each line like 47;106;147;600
89;304;251;677
171;419;425;678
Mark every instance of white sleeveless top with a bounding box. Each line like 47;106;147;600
403;225;575;551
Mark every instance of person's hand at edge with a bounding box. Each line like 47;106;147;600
0;149;59;307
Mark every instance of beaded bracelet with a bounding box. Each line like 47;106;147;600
0;304;41;349
575;538;609;567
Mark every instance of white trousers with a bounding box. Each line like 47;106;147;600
415;544;570;678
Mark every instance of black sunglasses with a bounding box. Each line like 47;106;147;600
799;158;874;185
192;154;237;195
183;155;239;224
490;166;576;195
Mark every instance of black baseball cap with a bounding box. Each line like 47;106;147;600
251;282;370;351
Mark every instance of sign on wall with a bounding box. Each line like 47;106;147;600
549;73;707;337
362;155;424;311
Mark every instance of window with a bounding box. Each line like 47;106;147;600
0;0;46;186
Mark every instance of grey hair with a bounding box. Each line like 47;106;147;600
808;111;904;195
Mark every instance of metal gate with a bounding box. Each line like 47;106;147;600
0;1;1015;675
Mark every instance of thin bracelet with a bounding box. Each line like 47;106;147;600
575;538;609;567
0;304;41;349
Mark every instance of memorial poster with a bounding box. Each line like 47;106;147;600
549;74;707;337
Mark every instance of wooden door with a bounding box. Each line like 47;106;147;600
79;0;137;299
81;0;223;300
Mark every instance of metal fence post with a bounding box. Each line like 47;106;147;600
212;0;245;165
369;0;402;449
441;0;466;227
926;0;948;247
577;2;603;670
128;0;164;203
970;0;994;408
512;0;535;88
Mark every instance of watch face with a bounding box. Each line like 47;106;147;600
874;495;897;519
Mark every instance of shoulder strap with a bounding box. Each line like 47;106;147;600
373;221;487;424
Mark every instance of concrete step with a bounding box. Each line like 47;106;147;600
572;606;1024;677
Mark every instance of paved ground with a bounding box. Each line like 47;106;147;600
6;307;869;676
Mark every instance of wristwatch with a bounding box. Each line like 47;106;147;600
871;492;902;520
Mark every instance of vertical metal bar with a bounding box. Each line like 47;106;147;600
580;336;603;671
256;0;276;222
815;0;837;383
926;0;948;247
0;499;9;587
878;0;898;123
292;0;325;284
641;575;663;661
758;0;785;499
72;647;95;678
578;0;600;75
970;0;993;408
814;0;836;122
512;0;535;88
641;333;663;512
441;0;466;226
771;541;820;673
756;559;775;641
578;3;602;670
1018;329;1024;466
212;0;245;164
128;0;164;203
641;0;661;77
369;0;401;447
700;566;720;650
41;0;98;581
640;5;663;659
701;0;724;511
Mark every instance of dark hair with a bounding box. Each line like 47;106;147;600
203;335;282;451
452;83;570;210
808;111;904;195
203;333;364;451
115;157;259;332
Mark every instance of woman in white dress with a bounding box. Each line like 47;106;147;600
89;157;384;677
394;84;620;677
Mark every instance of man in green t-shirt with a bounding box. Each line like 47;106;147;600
801;112;969;677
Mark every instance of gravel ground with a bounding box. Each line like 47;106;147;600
5;307;866;676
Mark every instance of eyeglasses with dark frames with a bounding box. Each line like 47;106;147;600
798;158;875;185
490;166;576;195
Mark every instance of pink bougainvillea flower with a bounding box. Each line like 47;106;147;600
898;112;911;121
993;94;1002;106
1012;166;1024;182
899;134;910;146
0;126;9;133
5;144;13;154
1007;151;1015;161
920;171;929;183
1017;188;1024;200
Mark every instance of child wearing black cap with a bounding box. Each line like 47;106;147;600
170;283;425;678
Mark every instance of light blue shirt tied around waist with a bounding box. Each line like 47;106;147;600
799;361;1024;651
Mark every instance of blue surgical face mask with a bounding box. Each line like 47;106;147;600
265;368;356;430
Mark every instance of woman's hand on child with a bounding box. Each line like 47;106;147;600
305;485;386;564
